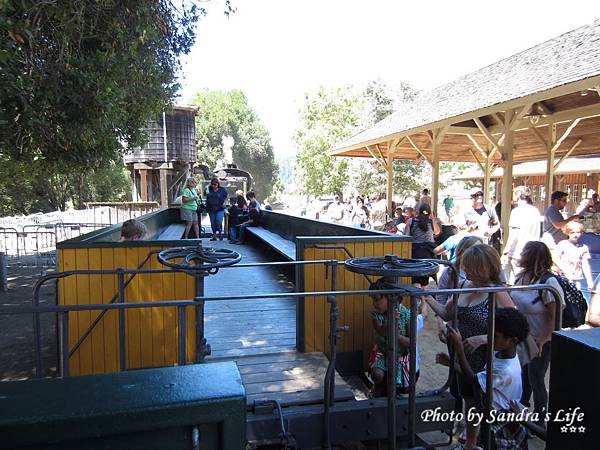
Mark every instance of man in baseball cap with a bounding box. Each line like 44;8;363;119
463;187;499;244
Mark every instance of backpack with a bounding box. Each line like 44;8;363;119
538;273;588;328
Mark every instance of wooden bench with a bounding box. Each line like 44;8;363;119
245;226;296;261
156;223;186;240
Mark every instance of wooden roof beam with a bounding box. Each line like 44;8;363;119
551;118;581;153
511;102;600;131
529;126;548;147
406;135;432;166
554;139;583;169
466;134;490;159
474;117;500;150
374;144;389;170
468;148;485;172
366;145;387;168
446;125;485;135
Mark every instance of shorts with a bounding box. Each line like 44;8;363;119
180;208;198;222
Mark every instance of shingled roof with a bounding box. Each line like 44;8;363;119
331;19;600;157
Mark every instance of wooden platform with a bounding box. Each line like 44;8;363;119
232;352;355;408
204;239;296;359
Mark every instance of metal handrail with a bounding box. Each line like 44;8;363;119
3;258;565;448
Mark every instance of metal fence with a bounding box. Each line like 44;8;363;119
0;203;160;268
0;256;563;449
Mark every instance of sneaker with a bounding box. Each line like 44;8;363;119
210;236;217;241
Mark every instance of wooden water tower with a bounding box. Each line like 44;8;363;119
124;106;198;207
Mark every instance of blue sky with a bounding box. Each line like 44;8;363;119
178;0;595;158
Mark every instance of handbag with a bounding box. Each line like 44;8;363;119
172;195;182;205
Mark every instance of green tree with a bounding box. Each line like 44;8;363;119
1;1;199;165
0;0;200;213
351;79;426;198
0;159;131;215
192;90;279;199
294;86;363;196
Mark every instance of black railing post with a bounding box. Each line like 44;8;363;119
178;305;187;365
60;311;70;377
117;268;127;371
195;269;210;362
484;292;496;450
408;292;418;448
386;278;398;450
323;260;345;450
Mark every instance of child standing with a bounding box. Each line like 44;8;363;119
437;307;530;450
555;221;593;289
368;278;421;397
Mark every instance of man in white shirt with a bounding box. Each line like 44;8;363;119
502;186;541;283
327;194;345;224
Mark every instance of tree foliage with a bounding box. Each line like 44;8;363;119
0;159;130;216
0;0;201;214
293;86;362;196
192;90;279;199
1;0;199;165
299;79;426;199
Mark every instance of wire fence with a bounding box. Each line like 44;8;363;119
0;203;160;268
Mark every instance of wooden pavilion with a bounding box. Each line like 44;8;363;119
454;156;600;214
329;20;600;238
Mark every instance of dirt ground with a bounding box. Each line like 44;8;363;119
0;265;58;381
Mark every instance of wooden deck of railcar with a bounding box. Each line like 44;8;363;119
202;238;356;407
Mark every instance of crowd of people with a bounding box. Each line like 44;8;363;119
364;184;599;450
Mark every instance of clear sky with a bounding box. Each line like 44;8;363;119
178;0;595;159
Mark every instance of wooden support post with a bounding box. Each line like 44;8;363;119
545;124;557;208
501;110;516;245
159;169;169;208
431;127;447;216
483;149;492;205
385;139;402;215
139;169;148;202
386;161;393;215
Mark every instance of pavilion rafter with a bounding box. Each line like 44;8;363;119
406;135;432;166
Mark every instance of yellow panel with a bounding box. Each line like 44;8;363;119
314;246;327;352
161;247;178;366
185;272;196;363
359;241;374;366
75;248;93;375
382;240;394;257
136;247;154;368
87;248;105;374
150;250;166;367
373;240;384;260
303;247;316;352
125;246;142;369
183;275;197;362
336;245;350;353
59;249;80;375
100;247;119;373
112;247;128;370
